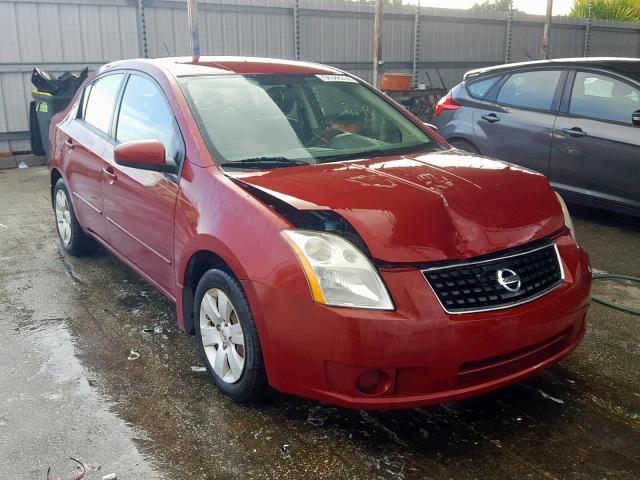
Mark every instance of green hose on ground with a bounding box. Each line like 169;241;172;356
591;273;640;316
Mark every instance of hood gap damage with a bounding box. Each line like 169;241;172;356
232;178;373;259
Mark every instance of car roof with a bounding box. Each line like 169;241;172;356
464;57;640;81
104;56;343;77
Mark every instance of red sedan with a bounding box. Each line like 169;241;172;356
48;57;591;410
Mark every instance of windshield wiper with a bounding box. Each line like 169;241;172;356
317;142;436;164
220;156;310;169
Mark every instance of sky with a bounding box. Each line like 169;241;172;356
404;0;575;16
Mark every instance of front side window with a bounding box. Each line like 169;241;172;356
181;74;439;169
569;71;640;124
116;75;182;163
496;70;562;111
83;74;124;134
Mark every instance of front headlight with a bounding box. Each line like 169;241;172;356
281;230;394;310
555;192;576;241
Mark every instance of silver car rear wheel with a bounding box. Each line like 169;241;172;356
52;178;95;256
55;189;72;247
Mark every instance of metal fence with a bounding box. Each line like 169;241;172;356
1;0;639;153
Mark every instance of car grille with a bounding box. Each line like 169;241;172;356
422;242;564;314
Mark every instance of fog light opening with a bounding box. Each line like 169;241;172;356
355;369;391;396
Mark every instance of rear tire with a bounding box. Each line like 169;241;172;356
53;178;96;256
195;269;268;403
449;139;480;154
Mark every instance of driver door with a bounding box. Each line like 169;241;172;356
101;73;184;296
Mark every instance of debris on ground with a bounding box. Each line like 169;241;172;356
47;458;86;480
306;404;337;427
142;326;168;334
127;348;141;361
17;162;28;169
538;389;565;404
280;444;291;458
102;474;117;480
190;366;207;372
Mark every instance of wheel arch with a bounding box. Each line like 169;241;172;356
446;136;481;154
50;168;63;205
181;248;244;336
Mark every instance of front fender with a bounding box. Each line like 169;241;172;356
173;162;313;331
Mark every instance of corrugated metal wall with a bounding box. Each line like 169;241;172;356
1;0;639;153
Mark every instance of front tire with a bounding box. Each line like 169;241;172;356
53;178;95;256
194;269;267;403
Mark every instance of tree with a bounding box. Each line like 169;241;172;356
570;0;640;22
471;0;516;12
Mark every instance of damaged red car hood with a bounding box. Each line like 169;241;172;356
229;150;565;263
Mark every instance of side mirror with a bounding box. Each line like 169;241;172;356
114;139;177;174
633;110;640;126
423;122;438;132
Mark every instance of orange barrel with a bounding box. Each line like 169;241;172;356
381;73;412;91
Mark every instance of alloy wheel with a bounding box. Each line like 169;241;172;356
199;288;246;383
55;189;72;247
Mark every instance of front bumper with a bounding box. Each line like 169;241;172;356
245;234;591;410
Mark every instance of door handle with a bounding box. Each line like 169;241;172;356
481;113;500;123
64;138;75;150
102;166;117;184
561;127;587;138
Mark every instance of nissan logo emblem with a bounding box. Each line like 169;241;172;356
497;268;522;293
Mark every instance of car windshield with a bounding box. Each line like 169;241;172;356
180;74;440;169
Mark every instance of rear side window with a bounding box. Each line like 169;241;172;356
496;70;561;111
83;74;124;134
569;71;640;124
467;76;499;99
115;75;182;163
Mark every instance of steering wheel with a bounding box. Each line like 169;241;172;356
306;127;342;147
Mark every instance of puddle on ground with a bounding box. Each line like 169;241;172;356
23;322;92;396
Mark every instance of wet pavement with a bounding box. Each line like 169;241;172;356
0;166;639;480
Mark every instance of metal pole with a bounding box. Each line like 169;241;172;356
293;0;300;61
541;0;553;59
187;0;200;63
372;0;383;88
505;7;513;63
584;0;592;57
136;0;148;58
411;1;420;89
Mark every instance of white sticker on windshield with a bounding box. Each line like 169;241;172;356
315;74;358;83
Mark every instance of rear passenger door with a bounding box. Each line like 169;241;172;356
61;73;125;241
473;69;565;176
550;70;640;212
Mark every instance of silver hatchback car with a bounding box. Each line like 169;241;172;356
432;58;640;217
